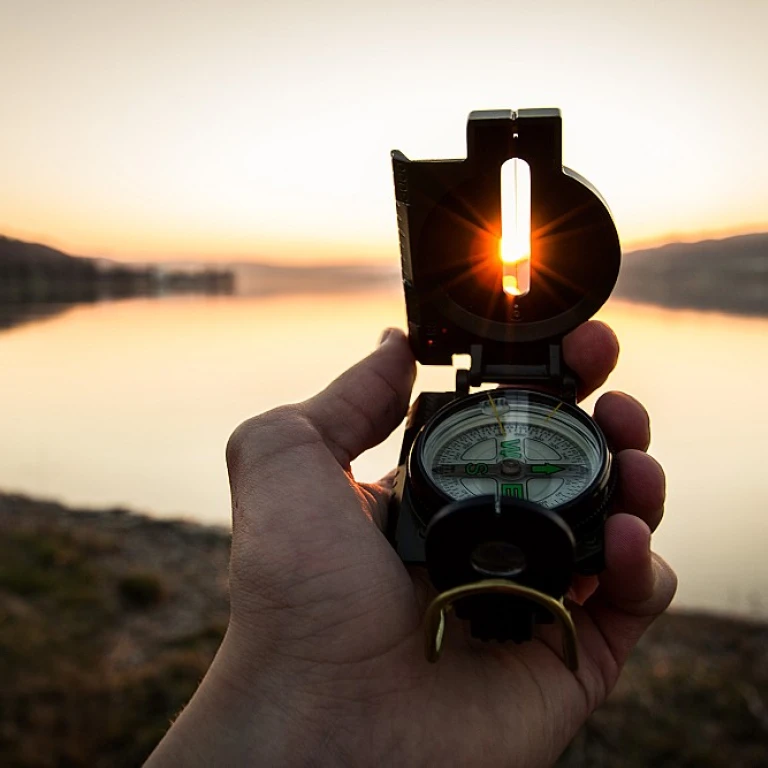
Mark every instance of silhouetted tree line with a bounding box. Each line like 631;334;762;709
0;235;234;303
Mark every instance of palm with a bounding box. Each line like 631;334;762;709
232;427;613;765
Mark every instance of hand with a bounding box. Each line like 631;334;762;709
147;323;676;768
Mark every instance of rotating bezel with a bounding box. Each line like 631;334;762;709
407;388;613;536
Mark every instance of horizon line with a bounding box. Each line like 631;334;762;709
2;222;766;269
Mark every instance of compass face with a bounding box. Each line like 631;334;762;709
417;391;606;509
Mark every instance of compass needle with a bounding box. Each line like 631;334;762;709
545;401;563;422
487;393;506;436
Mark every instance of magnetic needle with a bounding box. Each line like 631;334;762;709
387;109;621;666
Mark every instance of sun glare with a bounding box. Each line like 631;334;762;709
500;158;531;297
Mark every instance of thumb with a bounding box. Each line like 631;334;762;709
301;328;416;468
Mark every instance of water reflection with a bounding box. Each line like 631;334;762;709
0;291;766;619
0;302;77;331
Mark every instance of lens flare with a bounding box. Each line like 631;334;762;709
500;158;531;297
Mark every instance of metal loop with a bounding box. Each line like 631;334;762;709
424;579;579;671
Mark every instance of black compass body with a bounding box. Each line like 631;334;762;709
387;109;621;644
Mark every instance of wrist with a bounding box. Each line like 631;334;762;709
145;628;339;767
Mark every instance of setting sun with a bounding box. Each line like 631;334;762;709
500;157;532;296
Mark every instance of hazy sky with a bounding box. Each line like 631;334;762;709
2;0;766;264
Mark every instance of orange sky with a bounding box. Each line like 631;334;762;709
2;0;766;264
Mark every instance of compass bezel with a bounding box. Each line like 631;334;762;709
407;388;613;535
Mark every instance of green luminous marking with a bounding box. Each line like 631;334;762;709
500;439;522;459
531;463;564;475
466;462;489;476
501;483;525;499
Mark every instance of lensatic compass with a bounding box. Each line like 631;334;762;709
387;109;621;668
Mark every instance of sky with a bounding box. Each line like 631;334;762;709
1;0;766;265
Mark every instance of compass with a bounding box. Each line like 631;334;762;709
412;389;612;527
387;109;621;665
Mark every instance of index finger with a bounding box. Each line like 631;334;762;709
563;320;620;401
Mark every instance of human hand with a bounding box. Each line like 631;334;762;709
147;323;676;767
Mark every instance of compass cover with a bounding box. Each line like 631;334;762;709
392;109;622;363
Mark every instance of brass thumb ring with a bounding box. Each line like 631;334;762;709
424;579;579;671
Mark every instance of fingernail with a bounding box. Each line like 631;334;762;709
377;328;394;347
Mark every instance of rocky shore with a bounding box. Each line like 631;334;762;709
1;492;766;767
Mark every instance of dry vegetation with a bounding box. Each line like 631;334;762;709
0;493;766;767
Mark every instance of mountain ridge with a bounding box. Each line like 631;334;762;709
615;232;767;315
1;231;766;315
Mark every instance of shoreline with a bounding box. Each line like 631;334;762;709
1;491;767;766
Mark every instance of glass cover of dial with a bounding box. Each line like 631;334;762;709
422;392;603;508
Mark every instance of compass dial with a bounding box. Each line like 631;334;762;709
416;390;606;509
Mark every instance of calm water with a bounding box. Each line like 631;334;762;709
1;291;767;619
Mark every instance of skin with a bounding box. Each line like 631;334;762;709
146;322;676;767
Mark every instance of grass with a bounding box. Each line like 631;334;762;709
118;574;165;609
0;531;97;596
0;493;230;766
1;492;767;766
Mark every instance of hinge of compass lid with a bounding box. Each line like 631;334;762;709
455;341;577;403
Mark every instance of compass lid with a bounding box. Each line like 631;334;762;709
392;109;621;365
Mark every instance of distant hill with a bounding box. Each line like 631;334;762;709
2;231;767;318
0;236;82;268
0;235;101;304
0;235;234;330
616;233;768;316
0;235;233;305
0;235;393;299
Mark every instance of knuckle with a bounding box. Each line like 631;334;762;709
225;420;252;469
225;405;305;471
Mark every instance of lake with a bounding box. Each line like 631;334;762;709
1;290;766;619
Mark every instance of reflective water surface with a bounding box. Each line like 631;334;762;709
1;291;766;618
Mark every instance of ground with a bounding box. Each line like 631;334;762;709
0;493;766;767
